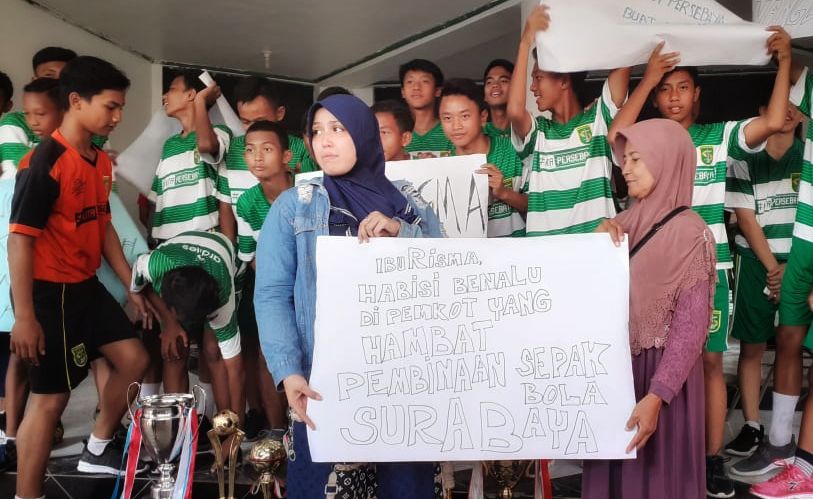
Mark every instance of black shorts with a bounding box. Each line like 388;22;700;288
237;267;258;339
29;277;137;394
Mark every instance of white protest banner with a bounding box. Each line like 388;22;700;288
307;235;636;462
97;192;149;305
199;71;245;138
0;179;14;331
754;0;813;38
537;0;771;73
295;155;490;238
115;110;180;195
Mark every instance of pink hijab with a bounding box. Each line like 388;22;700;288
613;119;717;355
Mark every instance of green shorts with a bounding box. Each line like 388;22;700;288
706;269;731;353
732;254;778;344
779;237;813;327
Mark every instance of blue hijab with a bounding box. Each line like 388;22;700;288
306;94;418;232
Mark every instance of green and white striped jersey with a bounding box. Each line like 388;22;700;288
217;133;305;213
689;120;763;269
405;122;454;159
512;80;618;236
0;112;36;179
484;121;510;139
789;66;813;244
131;231;241;358
235;184;271;262
453;136;526;237
727;140;803;261
150;125;231;240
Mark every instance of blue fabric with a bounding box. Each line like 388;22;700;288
306;94;418;230
254;177;441;387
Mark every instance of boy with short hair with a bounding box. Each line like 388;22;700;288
483;59;513;138
371;99;413;162
31;46;77;79
399;59;453;159
0;46;83;179
131;230;246;454
507;6;629;236
440;78;527;238
234;120;292;430
9;56;151;498
608;28;792;498
218;77;311;230
150;70;229;242
726;104;804;477
0;71;12;118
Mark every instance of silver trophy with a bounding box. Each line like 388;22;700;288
128;383;204;499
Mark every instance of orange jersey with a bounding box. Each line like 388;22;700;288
10;130;113;283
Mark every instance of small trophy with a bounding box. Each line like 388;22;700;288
247;432;286;499
484;460;533;499
208;409;245;499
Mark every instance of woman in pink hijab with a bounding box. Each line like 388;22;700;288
583;119;717;499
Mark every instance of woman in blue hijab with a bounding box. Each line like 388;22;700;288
254;94;440;499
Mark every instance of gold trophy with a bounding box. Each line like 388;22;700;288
484;460;532;499
247;433;286;499
208;409;245;499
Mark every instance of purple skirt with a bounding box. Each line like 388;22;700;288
581;347;705;499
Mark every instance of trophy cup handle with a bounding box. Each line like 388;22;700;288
126;381;142;422
192;384;206;419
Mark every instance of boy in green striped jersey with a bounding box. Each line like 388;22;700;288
0;72;11;118
607;29;792;497
439;78;527;237
751;61;813;496
400;59;453;159
234;120;291;430
483;59;513;139
507;5;629;236
0;47;92;179
150;70;229;241
0;78;62;179
217;78;310;238
132;231;246;462
372;99;413;162
726;104;804;475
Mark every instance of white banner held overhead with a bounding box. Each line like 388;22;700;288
754;0;813;38
536;0;771;72
295;155;490;238
307;235;636;462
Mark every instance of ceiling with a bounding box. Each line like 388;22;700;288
27;0;813;87
31;0;522;86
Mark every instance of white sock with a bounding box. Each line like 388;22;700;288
199;382;215;420
769;392;799;446
745;420;761;430
87;433;112;456
16;496;45;499
139;382;161;398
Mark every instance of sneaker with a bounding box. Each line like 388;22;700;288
706;455;735;498
0;439;16;473
77;435;148;476
244;409;268;442
725;423;764;457
750;461;813;499
731;436;796;477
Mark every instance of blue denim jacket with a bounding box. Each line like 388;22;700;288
255;177;442;386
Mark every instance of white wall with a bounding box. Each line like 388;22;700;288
0;0;163;221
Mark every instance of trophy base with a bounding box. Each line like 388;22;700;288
150;484;175;499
